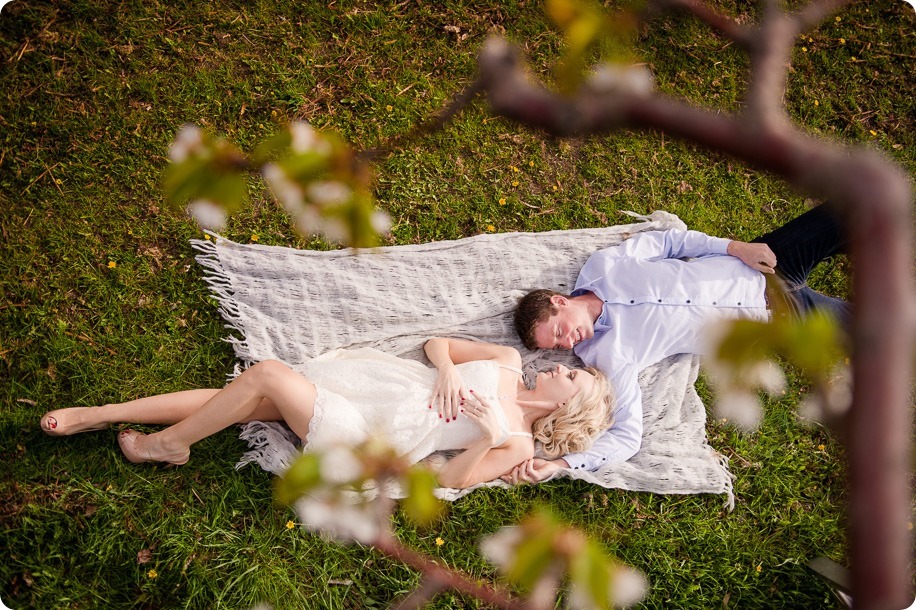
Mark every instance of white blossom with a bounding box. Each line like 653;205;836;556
745;360;786;395
186;199;227;231
587;64;654;97
295;492;379;544
714;389;763;430
320;445;364;485
371;210;392;234
611;566;649;608
289;121;332;156
320;217;348;244
262;163;304;214
306;180;352;206
566;565;648;610
169;124;204;162
479;526;523;569
293;206;322;235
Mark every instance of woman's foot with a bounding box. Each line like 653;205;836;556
117;430;190;465
40;407;109;436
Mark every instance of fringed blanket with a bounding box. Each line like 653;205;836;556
192;210;734;509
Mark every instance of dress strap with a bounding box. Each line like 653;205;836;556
498;363;523;376
507;430;533;438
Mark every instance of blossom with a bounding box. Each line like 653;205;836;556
286;520;296;530
745;360;786;395
713;390;763;430
512;180;519;187
295;491;380;544
486;224;495;232
306;181;352;207
587;63;655;97
566;565;648;609
169;124;204;162
250;234;259;242
289;121;319;154
107;261;117;269
186;199;227;231
839;38;845;44
263;163;305;215
385;105;393;112
814;100;819;106
147;569;158;579
435;537;444;546
370;210;391;234
869;130;877;136
817;444;825;451
479;526;523;568
319;444;364;485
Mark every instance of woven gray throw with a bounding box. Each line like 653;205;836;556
192;210;734;509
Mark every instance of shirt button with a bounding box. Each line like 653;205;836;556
630;300;634;304
657;299;662;303
686;300;691;304
738;302;741;305
713;301;717;305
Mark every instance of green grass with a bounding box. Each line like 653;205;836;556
1;1;912;608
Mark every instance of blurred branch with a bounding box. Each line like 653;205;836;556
646;0;753;48
475;2;914;607
374;533;528;610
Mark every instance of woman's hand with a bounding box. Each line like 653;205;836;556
429;362;468;422
461;391;502;447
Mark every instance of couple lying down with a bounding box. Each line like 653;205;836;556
40;337;613;489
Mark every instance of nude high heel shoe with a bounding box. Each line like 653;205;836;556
117;430;190;466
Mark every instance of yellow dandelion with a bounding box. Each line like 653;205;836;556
107;261;117;269
510;165;519;173
802;47;808;53
807;37;813;44
55;178;62;185
835;16;840;22
386;105;393;112
498;198;506;205
839;38;845;44
814;100;819;106
286;520;296;530
528;161;534;167
756;565;762;573
435;537;445;546
512;180;519;187
251;234;259;242
869;130;877;136
147;569;158;579
817;444;825;451
486;224;495;232
552;185;558;191
850;56;857;62
271;110;277;117
204;234;211;240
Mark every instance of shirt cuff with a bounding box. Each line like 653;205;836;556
563;453;589;471
708;236;732;255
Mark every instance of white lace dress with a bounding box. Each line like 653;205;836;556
236;347;531;474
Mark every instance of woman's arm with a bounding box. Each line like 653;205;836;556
435;389;533;489
437;438;534;489
424;337;520;368
424;338;521;421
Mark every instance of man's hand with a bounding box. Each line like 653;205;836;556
501;458;568;485
726;240;777;274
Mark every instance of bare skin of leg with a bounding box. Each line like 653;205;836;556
45;360;318;465
42;388;284;434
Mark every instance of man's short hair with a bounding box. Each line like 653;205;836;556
514;289;563;351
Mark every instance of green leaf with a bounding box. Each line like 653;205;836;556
275;453;322;505
401;467;443;526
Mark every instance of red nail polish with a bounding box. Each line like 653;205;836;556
439;414;442;418
446;418;450;423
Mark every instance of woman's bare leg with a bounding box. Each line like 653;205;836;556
119;360;317;464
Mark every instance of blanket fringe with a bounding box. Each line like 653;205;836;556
235;421;301;475
191;235;256;371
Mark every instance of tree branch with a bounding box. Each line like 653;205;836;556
647;0;754;48
374;534;528;610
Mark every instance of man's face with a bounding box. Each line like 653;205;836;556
532;297;595;350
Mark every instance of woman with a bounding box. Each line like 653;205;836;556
40;338;613;489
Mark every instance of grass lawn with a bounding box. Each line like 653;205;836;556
0;1;912;608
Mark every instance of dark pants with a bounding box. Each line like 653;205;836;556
752;203;852;328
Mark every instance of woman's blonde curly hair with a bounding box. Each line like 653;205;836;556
532;367;615;459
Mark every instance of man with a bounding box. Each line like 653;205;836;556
507;204;849;484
